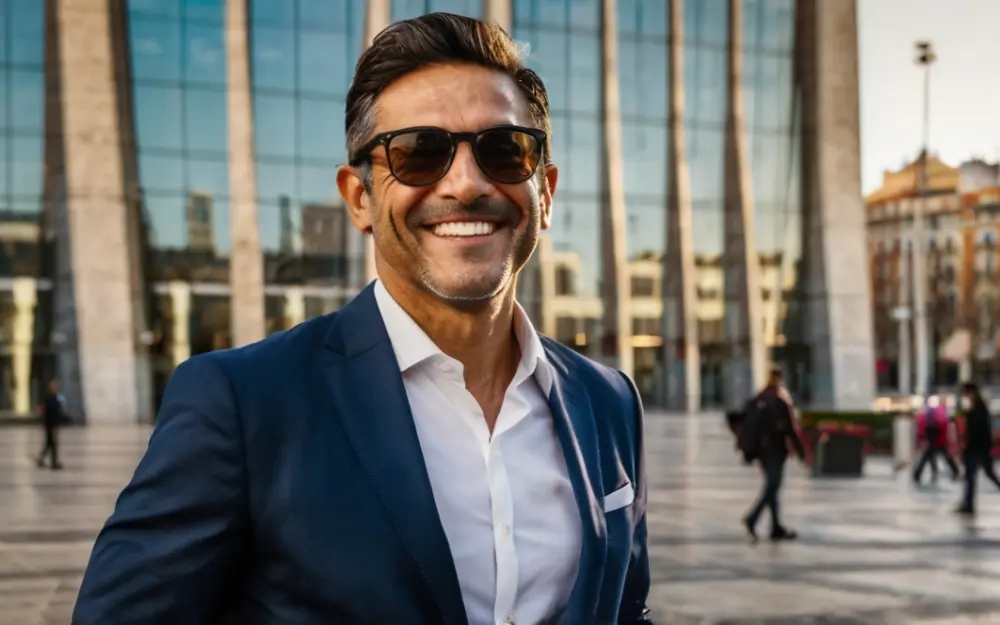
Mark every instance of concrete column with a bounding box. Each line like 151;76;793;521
662;0;701;412
363;0;391;286
53;0;139;422
796;0;876;409
226;0;266;346
169;281;191;369
722;0;767;408
897;235;912;394
598;0;633;378
284;286;306;326
11;278;37;416
484;0;512;31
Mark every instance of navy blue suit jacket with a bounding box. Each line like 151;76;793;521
72;284;652;625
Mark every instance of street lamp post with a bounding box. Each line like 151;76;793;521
911;40;936;396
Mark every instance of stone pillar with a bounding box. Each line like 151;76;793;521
226;0;266;346
598;0;633;378
484;0;512;31
362;0;391;286
169;281;191;369
53;0;139;422
12;278;37;416
897;235;912;394
796;0;876;409
722;0;767;408
662;0;701;412
284;286;306;326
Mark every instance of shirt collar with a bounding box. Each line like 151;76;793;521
373;279;553;395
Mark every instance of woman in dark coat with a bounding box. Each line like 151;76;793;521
957;382;999;514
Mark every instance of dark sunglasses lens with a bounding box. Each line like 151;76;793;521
475;129;541;184
387;130;453;185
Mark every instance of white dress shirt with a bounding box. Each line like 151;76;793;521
374;280;582;625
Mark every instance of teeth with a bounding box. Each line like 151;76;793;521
431;221;497;237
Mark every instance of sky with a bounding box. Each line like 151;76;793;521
857;0;1000;195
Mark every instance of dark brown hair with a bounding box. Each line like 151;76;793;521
344;12;551;165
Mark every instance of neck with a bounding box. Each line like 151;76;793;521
378;269;520;387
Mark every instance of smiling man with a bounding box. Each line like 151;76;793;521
71;12;652;625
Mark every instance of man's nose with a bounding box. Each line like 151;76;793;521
434;142;495;204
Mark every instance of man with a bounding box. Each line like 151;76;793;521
72;13;652;625
956;382;1000;515
741;369;803;543
36;377;64;470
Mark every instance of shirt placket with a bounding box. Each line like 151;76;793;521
485;434;518;625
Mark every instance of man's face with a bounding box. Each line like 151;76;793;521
338;63;558;303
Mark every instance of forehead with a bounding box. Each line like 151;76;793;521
374;63;534;133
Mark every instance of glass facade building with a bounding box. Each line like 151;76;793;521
0;0;874;422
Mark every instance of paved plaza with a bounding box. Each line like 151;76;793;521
2;415;1000;624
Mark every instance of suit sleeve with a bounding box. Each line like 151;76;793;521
616;372;654;625
71;356;249;625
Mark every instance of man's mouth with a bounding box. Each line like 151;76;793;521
427;221;499;238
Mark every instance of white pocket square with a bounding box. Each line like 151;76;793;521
603;482;634;512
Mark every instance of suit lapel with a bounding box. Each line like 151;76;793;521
321;284;468;625
543;342;607;624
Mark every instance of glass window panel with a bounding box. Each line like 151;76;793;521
756;56;792;131
754;206;780;253
627;203;665;257
9;136;42;199
571;0;599;29
691;201;723;255
750;133;791;207
298;98;343;162
566;118;602;195
298;31;345;97
549;115;569;171
391;0;427;21
618;0;639;35
640;0;668;37
537;0;566;26
134;85;184;150
144;195;186;249
693;0;728;47
8;1;44;66
250;0;294;27
139;154;185;193
258;201;282;253
298;165;337;205
183;0;224;23
251;27;296;92
184;23;226;85
552;200;601;298
0;136;7;197
529;29;567;114
637;41;667;119
761;0;794;53
254;94;297;159
256;162;297;204
568;34;600;115
211;198;230;252
9;70;43;133
185;89;228;153
685;46;725;127
688;128;724;202
298;0;346;29
429;0;482;17
617;39;636;117
185;158;228;199
623;123;667;202
129;0;181;19
0;75;7;128
129;18;182;82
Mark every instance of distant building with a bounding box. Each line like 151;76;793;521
185;192;215;253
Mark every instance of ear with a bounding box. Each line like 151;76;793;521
337;165;373;233
538;163;558;231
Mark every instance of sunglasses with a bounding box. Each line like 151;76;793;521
350;125;546;187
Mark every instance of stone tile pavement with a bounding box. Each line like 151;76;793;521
3;414;1000;624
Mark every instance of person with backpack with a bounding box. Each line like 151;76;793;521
739;368;804;543
912;394;960;484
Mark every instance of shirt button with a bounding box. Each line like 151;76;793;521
504;616;515;624
502;523;511;537
437;362;451;373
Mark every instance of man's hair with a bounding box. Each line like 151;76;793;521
344;12;551;167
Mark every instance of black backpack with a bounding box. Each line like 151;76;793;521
737;395;770;462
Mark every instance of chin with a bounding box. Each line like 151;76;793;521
420;274;510;303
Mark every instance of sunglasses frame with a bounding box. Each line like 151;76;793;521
349;124;547;187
